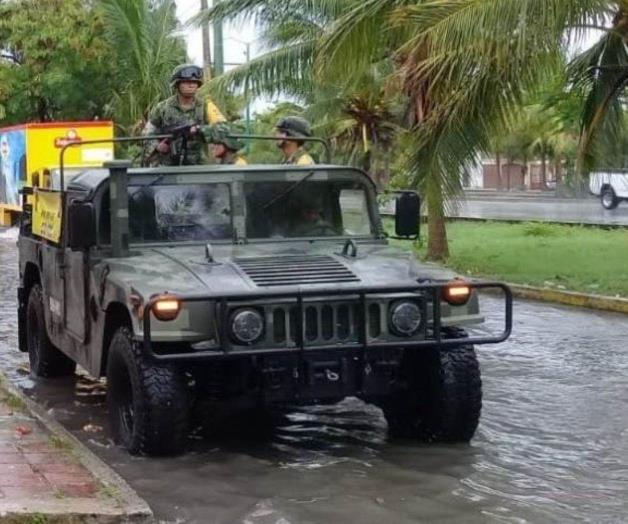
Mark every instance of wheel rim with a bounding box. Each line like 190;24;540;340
603;192;613;207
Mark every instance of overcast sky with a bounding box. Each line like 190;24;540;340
176;0;259;69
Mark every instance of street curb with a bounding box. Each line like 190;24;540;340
0;371;153;523
506;284;628;314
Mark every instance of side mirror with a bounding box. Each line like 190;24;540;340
395;192;421;239
68;202;96;250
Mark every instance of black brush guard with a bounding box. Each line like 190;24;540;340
141;282;512;362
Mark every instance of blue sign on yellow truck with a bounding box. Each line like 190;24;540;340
0;121;114;227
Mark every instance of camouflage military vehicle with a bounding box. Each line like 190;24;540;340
17;147;512;455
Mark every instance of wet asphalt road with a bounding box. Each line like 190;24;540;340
1;229;628;523
452;196;628;226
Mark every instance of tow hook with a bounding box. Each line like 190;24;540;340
325;369;340;382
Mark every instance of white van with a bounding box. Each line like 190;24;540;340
589;171;628;209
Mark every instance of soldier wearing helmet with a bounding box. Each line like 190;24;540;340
202;123;248;166
143;64;210;166
275;116;315;165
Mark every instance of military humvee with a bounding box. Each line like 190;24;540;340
17;139;511;455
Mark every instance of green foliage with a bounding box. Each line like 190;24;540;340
0;0;187;134
411;220;628;298
522;222;560;238
100;0;187;134
0;0;114;123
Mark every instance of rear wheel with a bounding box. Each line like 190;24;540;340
106;327;190;455
383;343;482;443
26;284;76;378
601;187;619;210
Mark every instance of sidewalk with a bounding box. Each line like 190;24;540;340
0;378;151;522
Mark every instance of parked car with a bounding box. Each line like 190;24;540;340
589;171;628;209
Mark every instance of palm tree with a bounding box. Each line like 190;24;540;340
197;0;615;259
100;0;187;134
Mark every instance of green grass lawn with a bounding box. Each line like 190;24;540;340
396;220;628;298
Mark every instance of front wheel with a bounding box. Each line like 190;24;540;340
601;188;619;210
106;327;190;455
383;344;482;443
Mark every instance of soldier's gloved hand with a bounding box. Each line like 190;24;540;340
189;125;200;135
156;140;171;154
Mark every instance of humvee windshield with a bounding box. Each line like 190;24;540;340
117;175;375;244
244;179;375;239
127;183;232;242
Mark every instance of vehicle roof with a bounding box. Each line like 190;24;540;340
67;164;372;194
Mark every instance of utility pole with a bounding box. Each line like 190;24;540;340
213;0;224;75
244;41;251;152
200;0;212;79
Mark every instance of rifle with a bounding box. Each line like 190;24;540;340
145;122;198;166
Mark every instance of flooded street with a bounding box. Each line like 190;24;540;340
1;231;627;523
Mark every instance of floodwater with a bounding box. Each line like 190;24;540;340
1;231;627;523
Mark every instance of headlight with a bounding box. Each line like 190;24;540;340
152;296;180;321
442;280;471;306
230;308;264;344
390;301;422;336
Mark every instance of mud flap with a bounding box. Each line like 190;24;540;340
17;287;27;352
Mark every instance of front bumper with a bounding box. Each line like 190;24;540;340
140;282;513;362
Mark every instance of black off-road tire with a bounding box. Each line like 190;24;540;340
383;344;482;443
601;187;619;210
106;327;190;455
26;284;76;378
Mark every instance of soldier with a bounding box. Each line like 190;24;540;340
275;116;315;165
202;123;248;166
143;64;212;166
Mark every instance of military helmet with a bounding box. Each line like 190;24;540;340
204;123;245;152
276;116;312;139
171;64;204;87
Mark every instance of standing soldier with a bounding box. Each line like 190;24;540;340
275;117;315;165
202;123;248;165
144;64;225;166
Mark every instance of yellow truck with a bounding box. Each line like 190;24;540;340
0;121;114;226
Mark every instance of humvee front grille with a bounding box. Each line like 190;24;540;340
235;255;360;287
268;302;383;345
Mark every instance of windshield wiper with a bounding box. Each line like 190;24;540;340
261;170;317;210
130;173;167;197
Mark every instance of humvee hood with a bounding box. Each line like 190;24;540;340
105;242;457;299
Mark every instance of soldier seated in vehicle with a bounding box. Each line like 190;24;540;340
286;191;340;237
201;123;248;165
275;116;315;165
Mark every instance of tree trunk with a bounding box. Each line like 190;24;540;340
541;147;547;190
495;150;502;189
425;175;449;261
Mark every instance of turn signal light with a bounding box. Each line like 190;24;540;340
153;297;180;321
442;282;471;306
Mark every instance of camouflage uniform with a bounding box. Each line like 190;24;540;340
200;123;248;166
218;152;248;166
143;95;207;166
282;149;314;166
